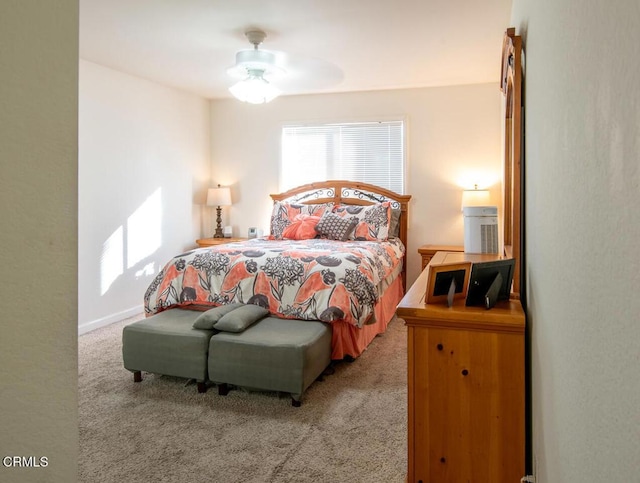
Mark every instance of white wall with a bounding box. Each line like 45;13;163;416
78;61;211;333
211;84;502;286
0;1;78;481
511;1;640;481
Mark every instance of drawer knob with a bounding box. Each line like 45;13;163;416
461;369;469;376
440;457;446;463
436;343;443;351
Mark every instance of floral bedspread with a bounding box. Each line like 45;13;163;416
144;238;404;328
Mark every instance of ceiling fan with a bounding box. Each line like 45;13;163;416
226;30;284;104
226;29;343;104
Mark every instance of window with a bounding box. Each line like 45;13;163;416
281;120;405;193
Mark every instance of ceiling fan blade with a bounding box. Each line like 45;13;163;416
272;50;344;92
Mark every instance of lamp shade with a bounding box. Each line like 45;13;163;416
206;186;231;207
229;70;280;104
461;186;490;210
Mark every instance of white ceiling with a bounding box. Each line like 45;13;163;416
80;0;512;100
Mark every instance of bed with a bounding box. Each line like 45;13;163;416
144;180;412;360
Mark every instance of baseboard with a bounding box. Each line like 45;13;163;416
78;306;143;335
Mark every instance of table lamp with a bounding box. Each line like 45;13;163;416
206;185;232;238
461;184;490;211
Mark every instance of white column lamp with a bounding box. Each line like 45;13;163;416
461;184;498;254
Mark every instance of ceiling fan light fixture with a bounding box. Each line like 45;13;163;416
228;69;281;104
226;50;285;79
227;29;285;104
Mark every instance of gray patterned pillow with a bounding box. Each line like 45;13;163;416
315;212;358;241
389;207;401;238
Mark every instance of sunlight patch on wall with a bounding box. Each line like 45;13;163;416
127;188;162;269
135;262;156;278
100;226;124;296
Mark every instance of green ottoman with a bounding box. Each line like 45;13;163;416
122;309;216;393
208;317;332;406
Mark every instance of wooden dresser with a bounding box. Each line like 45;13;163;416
397;251;525;483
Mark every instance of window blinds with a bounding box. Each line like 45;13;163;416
281;120;405;193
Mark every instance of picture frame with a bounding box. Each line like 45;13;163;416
426;261;472;306
465;258;516;308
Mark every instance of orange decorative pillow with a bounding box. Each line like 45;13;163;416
269;202;333;239
282;214;321;240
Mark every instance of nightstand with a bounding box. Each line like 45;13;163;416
418;244;464;270
195;237;248;247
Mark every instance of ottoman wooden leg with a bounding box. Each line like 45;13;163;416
218;383;229;396
133;371;142;383
323;363;336;376
197;382;207;394
291;397;301;408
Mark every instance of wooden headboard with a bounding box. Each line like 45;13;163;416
271;180;412;288
501;28;523;298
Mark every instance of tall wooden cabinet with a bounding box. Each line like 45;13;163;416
397;251;525;483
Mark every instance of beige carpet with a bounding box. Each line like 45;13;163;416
78;315;408;483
